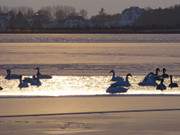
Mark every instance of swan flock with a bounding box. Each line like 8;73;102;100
107;68;179;94
0;67;179;94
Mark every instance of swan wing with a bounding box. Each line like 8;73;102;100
106;86;128;94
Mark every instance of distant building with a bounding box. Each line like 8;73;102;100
118;7;145;27
0;13;11;32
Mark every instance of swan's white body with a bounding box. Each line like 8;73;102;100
30;76;41;87
111;74;132;87
162;73;169;79
110;70;124;82
24;76;42;87
144;68;162;84
156;79;166;91
35;67;52;79
5;69;20;80
169;75;178;88
139;72;158;86
106;86;128;94
18;76;29;89
169;83;178;88
107;72;131;94
18;82;29;89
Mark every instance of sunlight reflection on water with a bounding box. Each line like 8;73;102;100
0;76;180;96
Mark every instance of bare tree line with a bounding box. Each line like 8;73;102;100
0;5;88;20
0;4;180;33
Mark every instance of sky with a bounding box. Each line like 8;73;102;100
0;0;180;16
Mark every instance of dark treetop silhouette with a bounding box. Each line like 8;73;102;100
1;5;180;33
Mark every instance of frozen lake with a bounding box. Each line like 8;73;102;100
0;34;180;96
1;34;180;43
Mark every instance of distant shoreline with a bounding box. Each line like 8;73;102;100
1;29;180;34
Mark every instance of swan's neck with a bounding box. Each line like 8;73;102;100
170;77;173;84
160;80;164;84
112;72;115;78
37;75;40;81
163;69;166;74
19;78;22;83
37;69;40;75
7;70;11;76
156;70;159;75
126;76;129;82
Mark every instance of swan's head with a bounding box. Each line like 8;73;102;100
127;73;132;77
34;67;40;71
156;68;160;72
163;68;167;73
6;69;11;74
155;68;160;74
170;75;173;79
109;70;115;74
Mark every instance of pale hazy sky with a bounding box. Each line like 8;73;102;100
0;0;180;15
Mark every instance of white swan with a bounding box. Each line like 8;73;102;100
30;75;42;87
5;69;20;80
156;79;166;91
110;73;132;87
169;75;178;88
109;70;124;82
35;67;52;79
18;75;29;89
24;75;42;87
138;68;160;86
106;85;128;94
